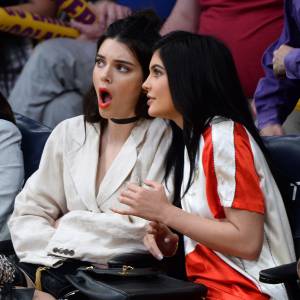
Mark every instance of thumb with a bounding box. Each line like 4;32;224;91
70;20;87;31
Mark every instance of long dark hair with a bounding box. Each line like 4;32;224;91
84;10;161;125
156;31;281;203
0;91;15;124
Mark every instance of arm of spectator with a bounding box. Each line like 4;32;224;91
259;124;284;136
254;0;300;136
273;44;294;78
160;0;199;35
0;120;24;241
254;42;300;136
284;47;300;79
71;1;131;41
7;0;57;17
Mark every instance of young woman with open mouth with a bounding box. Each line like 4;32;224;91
3;11;172;300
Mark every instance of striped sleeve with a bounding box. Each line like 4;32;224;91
202;121;265;219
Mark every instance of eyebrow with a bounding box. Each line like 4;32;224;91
150;64;165;71
96;54;135;66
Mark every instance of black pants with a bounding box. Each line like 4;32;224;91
18;260;90;299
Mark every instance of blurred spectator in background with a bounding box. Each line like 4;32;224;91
161;0;284;99
0;92;23;241
254;0;300;136
7;0;57;16
0;0;63;98
8;0;282;127
8;0;177;127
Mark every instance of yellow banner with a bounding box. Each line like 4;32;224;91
57;0;96;24
0;7;80;39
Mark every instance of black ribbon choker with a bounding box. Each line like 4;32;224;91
110;116;140;124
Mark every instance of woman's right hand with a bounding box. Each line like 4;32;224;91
144;221;179;260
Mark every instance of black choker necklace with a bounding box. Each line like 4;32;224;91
110;116;140;124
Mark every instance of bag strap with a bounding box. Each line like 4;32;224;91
78;265;161;278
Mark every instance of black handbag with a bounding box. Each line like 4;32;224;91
0;284;35;300
66;265;207;300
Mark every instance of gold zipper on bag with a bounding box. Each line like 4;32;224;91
119;265;134;276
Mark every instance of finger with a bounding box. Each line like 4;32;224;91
106;8;117;26
120;189;137;199
147;221;160;232
119;195;136;206
120;7;131;18
146;226;158;234
70;20;89;32
149;221;160;228
99;12;108;30
143;179;161;189
95;2;109;29
116;6;126;19
96;17;107;32
126;183;142;193
76;34;88;41
144;235;163;260
156;222;173;234
88;2;96;11
110;207;133;216
150;221;168;235
125;7;132;16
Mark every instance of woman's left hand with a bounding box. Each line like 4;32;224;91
272;44;294;77
144;221;179;259
71;1;131;41
112;180;171;222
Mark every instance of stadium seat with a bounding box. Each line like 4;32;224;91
15;112;52;181
260;135;300;300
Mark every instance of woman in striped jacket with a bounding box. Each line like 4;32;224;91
114;31;295;300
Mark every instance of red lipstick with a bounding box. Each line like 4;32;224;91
98;88;112;109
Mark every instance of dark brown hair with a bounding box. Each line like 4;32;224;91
83;10;161;125
0;91;15;124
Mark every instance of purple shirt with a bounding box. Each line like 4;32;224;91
117;0;176;21
254;0;300;129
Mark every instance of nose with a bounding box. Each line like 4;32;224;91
100;66;112;84
142;75;151;92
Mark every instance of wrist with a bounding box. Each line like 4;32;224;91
157;203;178;226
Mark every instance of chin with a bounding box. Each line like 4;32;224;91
98;109;110;119
148;106;161;118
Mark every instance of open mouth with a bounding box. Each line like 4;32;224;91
98;88;112;109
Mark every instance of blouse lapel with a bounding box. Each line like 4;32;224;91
96;120;151;205
66;122;101;212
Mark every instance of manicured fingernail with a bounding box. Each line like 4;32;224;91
157;254;163;260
